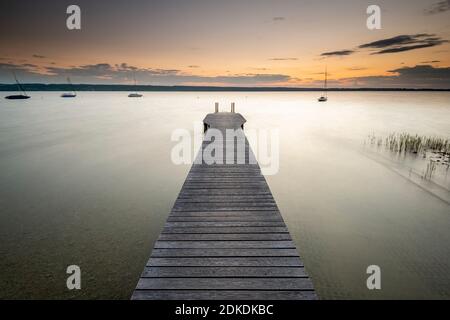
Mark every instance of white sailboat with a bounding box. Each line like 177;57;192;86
318;66;328;102
61;77;77;98
128;72;143;98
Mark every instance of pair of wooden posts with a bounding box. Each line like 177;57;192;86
215;102;235;113
204;102;237;132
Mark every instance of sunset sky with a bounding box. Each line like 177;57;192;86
1;0;449;88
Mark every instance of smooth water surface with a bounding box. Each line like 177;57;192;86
0;91;449;299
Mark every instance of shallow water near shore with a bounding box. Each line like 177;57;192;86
0;91;449;299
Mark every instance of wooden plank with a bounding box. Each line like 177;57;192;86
185;177;266;181
182;183;268;187
136;278;314;290
185;176;264;180
162;227;289;234
164;222;286;228
179;186;272;190
187;172;262;176
168;211;281;217
167;216;283;222
188;167;261;170
153;240;296;249
173;203;278;209
171;207;279;212
158;233;292;241
147;257;303;267
176;197;275;202
141;266;307;278
179;190;273;195
177;193;273;197
132;290;317;300
175;199;276;204
151;248;300;257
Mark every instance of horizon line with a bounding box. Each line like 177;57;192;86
0;83;449;91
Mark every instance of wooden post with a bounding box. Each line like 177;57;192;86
231;102;235;113
215;102;219;113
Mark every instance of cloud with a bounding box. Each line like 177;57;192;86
0;62;48;82
420;60;440;63
342;65;450;88
425;0;450;14
0;62;39;73
2;61;448;88
46;63;116;77
0;63;24;70
374;42;446;54
45;63;181;79
360;34;432;48
347;67;368;71
209;73;290;84
0;62;291;86
115;62;137;71
269;57;297;61
311;72;331;76
388;64;450;80
32;54;46;59
323;33;447;58
188;65;200;68
359;34;448;54
321;50;354;57
273;17;285;21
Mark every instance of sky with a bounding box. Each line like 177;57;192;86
0;0;449;88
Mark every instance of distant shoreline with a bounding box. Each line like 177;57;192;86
0;84;449;92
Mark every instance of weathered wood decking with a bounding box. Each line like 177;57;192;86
132;110;317;300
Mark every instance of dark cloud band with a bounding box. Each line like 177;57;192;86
425;0;450;14
359;34;447;54
321;50;354;57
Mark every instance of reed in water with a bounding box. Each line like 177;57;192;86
366;132;450;180
367;132;450;156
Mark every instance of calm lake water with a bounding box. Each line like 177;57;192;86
0;91;449;299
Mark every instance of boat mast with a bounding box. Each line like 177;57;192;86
133;71;138;93
13;72;27;96
324;66;327;98
67;77;76;95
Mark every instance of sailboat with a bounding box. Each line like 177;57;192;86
128;72;143;98
61;77;77;98
318;66;328;102
5;72;30;99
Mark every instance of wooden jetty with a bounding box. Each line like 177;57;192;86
132;104;317;300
